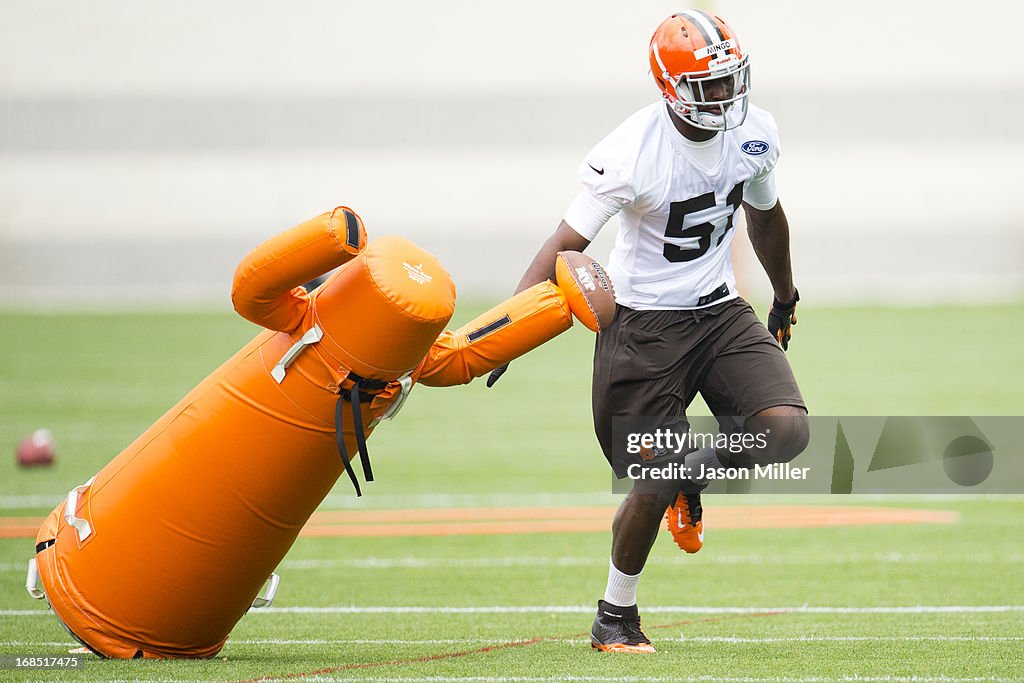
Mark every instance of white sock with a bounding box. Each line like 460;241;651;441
603;558;642;607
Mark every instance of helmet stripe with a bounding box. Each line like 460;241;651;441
678;9;724;48
702;11;728;42
651;41;670;78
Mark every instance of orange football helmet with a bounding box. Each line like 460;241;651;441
649;10;751;131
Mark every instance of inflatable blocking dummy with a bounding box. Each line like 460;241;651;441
27;206;600;659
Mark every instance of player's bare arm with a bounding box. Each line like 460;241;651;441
745;199;799;349
744;199;795;303
513;220;592;295
487;221;591;386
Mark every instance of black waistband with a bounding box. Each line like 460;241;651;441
342;371;390;403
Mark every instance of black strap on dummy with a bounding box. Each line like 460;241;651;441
335;398;362;496
348;383;373;486
335;372;390;496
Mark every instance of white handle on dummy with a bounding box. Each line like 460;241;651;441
25;558;45;600
367;372;414;430
250;572;281;609
63;477;96;542
272;325;323;383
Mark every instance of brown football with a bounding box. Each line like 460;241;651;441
16;429;56;467
554;251;616;332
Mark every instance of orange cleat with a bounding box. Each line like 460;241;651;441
666;492;704;553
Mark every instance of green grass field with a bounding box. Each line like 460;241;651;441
1;303;1023;682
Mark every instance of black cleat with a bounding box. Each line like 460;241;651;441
590;600;656;653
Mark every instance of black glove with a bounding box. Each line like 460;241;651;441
486;363;509;388
767;289;799;351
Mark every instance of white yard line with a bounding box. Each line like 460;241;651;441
3;553;1023;574
0;494;65;509
244;605;1024;615
5;605;1024;618
5;635;1023;647
276;552;1024;570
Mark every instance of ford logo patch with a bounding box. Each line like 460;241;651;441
741;140;770;155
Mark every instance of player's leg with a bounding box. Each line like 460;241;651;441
590;306;700;653
608;481;679;574
664;298;808;551
589;480;677;652
728;405;809;466
693;298;809;473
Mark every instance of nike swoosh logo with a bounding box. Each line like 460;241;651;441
697;527;704;542
588;163;605;175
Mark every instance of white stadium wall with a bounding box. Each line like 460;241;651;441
1;0;1022;306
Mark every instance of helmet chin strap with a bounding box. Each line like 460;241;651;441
692;110;727;129
670;98;728;132
671;96;748;132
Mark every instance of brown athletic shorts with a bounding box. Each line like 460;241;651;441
592;297;805;468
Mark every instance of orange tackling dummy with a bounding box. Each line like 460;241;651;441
26;207;614;659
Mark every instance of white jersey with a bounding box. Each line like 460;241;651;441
563;101;781;310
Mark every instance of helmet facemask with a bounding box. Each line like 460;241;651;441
663;54;751;132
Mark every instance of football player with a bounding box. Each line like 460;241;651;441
489;10;809;652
